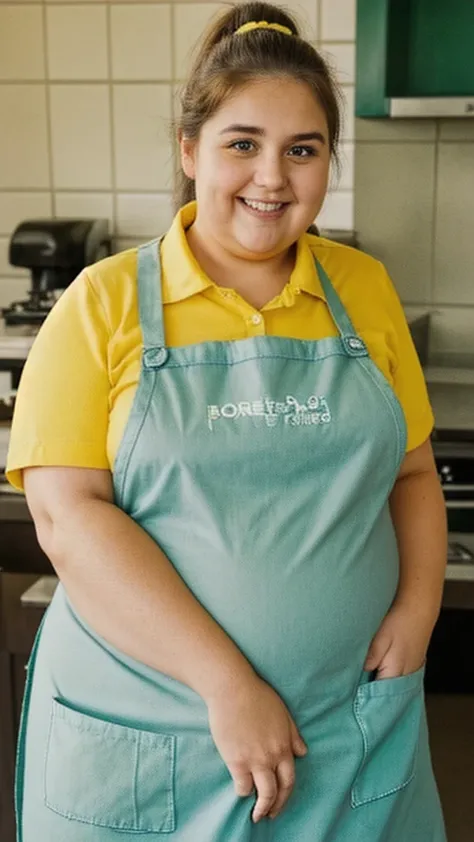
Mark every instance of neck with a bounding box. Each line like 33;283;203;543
186;222;296;310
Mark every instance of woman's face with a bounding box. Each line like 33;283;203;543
180;76;331;260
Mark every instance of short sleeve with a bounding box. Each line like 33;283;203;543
378;265;434;452
6;271;111;490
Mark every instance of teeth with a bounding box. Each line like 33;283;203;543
242;199;283;212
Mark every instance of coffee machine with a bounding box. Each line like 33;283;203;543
0;218;110;420
2;218;110;327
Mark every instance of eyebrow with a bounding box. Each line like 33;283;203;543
219;125;326;144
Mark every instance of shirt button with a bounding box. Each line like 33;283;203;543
250;314;262;325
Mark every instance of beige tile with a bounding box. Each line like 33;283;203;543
439;121;474;142
320;43;355;85
0;277;30;310
0;237;28;277
111;4;172;80
0;85;50;188
0;6;45;80
113;238;143;255
434;144;474;305
334;142;354;190
355;118;436;142
0;193;52;236
279;0;319;41
429;307;474;355
50;85;112;189
172;82;183;121
113;84;173;190
173;4;223;80
354;143;435;303
341;86;354;141
55;193;114;225
116;193;174;237
45;0;106;4
46;5;108;80
321;0;356;41
316;190;353;230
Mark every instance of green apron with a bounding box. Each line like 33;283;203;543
15;239;446;840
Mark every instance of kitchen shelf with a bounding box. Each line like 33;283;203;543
356;0;474;118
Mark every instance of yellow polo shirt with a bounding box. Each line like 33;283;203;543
6;202;434;491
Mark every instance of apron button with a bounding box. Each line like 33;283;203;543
348;337;363;350
145;346;168;367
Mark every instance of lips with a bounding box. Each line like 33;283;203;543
242;198;285;212
238;197;290;218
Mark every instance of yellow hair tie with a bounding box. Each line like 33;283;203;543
235;21;293;37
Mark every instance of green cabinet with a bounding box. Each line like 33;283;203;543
356;0;474;117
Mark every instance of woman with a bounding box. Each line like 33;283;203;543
7;3;447;840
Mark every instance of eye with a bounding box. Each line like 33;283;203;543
228;139;256;153
288;145;317;158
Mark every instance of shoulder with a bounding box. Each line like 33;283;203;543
85;245;139;296
83;245;140;331
306;234;387;287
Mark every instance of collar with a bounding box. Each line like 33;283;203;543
160;201;326;304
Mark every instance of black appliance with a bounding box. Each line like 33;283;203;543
2;218;110;327
425;438;474;693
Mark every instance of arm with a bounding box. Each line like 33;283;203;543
24;465;307;822
24;465;256;700
390;438;447;625
364;438;447;678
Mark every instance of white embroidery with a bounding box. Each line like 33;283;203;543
207;394;331;431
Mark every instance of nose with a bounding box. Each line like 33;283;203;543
252;151;288;192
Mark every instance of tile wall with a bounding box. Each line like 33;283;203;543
355;117;474;354
1;0;472;355
0;0;355;309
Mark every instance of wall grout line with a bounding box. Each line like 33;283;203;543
106;2;118;243
429;121;441;307
41;0;55;216
170;2;178;208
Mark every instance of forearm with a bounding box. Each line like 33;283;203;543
42;498;255;702
389;469;447;629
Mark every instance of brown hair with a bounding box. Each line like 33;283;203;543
175;1;343;210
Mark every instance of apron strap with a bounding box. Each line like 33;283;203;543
137;237;166;349
315;259;368;356
314;258;357;338
136;241;365;355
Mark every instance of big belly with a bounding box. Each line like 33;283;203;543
147;511;400;705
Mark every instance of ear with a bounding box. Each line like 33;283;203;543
180;134;197;180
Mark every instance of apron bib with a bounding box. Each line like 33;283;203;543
16;240;446;841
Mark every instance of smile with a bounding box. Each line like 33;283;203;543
241;198;286;212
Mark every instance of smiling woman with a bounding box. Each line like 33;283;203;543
7;2;447;842
181;77;332;300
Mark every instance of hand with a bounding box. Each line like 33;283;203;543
364;601;436;679
206;675;307;823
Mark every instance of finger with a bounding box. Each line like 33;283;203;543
364;632;392;670
289;720;307;757
251;768;278;823
376;657;405;680
268;757;296;819
231;770;254;798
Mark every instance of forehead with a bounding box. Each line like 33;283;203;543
204;77;328;134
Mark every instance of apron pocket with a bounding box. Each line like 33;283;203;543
44;697;176;832
351;665;425;808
